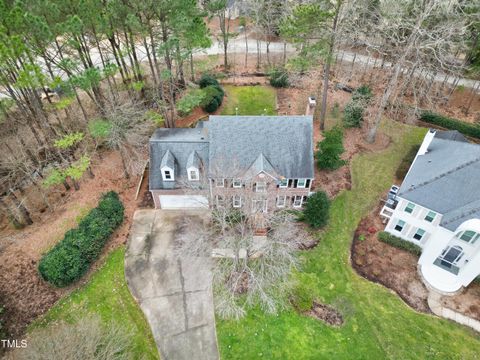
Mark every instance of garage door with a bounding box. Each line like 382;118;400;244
159;195;209;209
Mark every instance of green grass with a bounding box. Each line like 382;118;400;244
217;120;480;359
221;85;277;115
31;247;159;359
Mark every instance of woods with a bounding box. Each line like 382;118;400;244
0;0;478;229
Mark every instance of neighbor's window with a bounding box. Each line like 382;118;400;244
293;195;302;207
233;178;242;188
296;179;307;188
404;202;415;214
233;195;242;208
394;220;406;232
279;178;288;188
256;182;266;192
413;228;425;241
215;178;225;187
277;196;286;207
459;230;478;243
425;211;436;222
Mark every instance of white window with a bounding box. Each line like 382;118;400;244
277;196;286;207
394;219;405;232
425;211;436;222
296;179;307;188
279;178;288;188
188;168;199;181
161;167;174;181
233;195;242;208
256;182;266;192
413;228;425;241
404;202;415;214
215;178;225;187
293;195;302;207
233;179;242;188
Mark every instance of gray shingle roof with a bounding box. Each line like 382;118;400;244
207;116;314;179
160;150;176;169
149;115;314;190
398;131;480;231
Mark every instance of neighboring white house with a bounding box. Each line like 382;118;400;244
380;129;480;294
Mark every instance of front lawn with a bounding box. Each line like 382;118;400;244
221;85;277;115
217;120;480;359
31;247;159;359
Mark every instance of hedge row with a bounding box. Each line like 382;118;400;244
39;191;124;287
420;111;480;139
377;231;422;256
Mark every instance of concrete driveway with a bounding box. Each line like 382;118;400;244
125;209;219;360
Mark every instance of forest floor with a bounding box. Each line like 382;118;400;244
0;151;148;337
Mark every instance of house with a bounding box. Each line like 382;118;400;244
381;128;480;294
149;115;315;212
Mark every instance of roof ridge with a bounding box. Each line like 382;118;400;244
402;155;480;195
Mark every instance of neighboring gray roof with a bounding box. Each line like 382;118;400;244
398;130;480;231
207;116;314;179
434;130;468;142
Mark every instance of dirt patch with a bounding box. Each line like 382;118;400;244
305;301;344;326
351;204;430;313
440;283;480;322
0;150;141;337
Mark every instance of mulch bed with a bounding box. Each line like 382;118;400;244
305;301;344;326
351;204;430;313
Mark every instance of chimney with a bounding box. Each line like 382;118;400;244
418;129;436;155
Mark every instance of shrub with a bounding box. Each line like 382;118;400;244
395;144;420;180
420;111;480;139
39;192;124;287
316;126;347;170
177;88;206;116
10;316;133;360
198;73;219;88
343;101;364;128
303;191;330;229
268;67;289;88
352;85;373;103
377;231;422;256
201;85;224;113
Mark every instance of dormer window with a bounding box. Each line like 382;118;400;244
161;167;174;181
187;167;199;181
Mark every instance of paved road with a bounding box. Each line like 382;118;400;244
125;209;219;360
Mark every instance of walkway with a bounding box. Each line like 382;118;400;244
125;209;219;360
428;291;480;332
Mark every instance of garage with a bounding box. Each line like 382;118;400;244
159;195;209;209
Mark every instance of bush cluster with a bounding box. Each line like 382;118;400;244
343;85;373;128
38;191;124;287
377;231;422;256
176;88;206;116
420;111;480;139
395;144;420;180
303;191;330;229
198;74;219;88
268;67;289;88
316;126;347;170
201;84;225;113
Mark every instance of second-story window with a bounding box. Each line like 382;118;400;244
255;182;266;192
279;178;288;188
215;178;225;187
404;202;415;214
425;211;436;222
296;179;307;188
233;179;242;188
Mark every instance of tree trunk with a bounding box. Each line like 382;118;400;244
0;197;23;228
9;190;33;225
